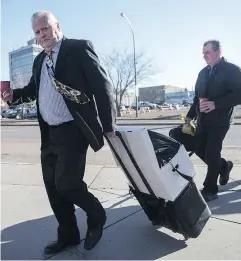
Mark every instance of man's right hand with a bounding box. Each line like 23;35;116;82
0;85;13;102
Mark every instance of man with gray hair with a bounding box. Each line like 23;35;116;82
170;40;241;202
1;11;116;254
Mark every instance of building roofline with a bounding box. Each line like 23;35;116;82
9;44;43;55
139;85;185;89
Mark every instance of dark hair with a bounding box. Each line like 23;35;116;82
203;40;221;51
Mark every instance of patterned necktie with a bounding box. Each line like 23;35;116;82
46;51;55;77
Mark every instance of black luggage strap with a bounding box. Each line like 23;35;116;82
104;131;157;198
169;163;193;182
104;133;141;194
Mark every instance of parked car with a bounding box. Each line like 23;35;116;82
16;108;37;119
119;103;129;110
1;109;18;118
132;101;159;110
160;103;173;109
182;99;193;106
1;109;8;118
131;103;149;110
140;101;158;109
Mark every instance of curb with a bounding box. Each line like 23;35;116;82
2;162;241;168
1;123;39;127
2;122;241;127
1;121;182;127
117;122;241;126
117;122;182;126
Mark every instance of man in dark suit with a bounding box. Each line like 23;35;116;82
1;11;116;254
170;40;241;202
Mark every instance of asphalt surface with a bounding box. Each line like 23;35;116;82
1;124;241;260
1;124;241;166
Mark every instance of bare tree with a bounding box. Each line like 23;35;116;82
102;50;155;116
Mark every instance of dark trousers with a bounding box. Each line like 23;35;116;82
41;121;105;242
170;125;229;193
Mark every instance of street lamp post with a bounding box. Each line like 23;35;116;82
120;12;138;118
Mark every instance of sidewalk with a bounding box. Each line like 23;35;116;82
1;162;241;260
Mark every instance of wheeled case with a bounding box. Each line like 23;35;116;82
105;127;211;239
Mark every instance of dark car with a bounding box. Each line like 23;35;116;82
2;109;18;118
16;108;37;119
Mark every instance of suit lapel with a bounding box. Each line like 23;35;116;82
34;51;45;90
54;37;69;80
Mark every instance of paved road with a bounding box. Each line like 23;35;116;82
2;124;241;145
1;124;241;166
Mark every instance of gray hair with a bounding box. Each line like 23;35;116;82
31;11;58;23
203;40;221;52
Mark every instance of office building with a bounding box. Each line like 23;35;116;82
139;85;193;103
9;38;43;89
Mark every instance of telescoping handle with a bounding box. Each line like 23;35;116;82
104;131;157;198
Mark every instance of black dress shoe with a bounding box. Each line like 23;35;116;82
219;161;233;185
200;189;218;202
84;215;106;250
44;239;80;255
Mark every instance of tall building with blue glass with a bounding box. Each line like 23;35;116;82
9;38;43;89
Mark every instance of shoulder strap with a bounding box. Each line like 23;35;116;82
169;162;193;182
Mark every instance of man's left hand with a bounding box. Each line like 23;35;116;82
200;101;215;113
105;131;116;138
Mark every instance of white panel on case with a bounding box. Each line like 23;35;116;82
107;127;196;201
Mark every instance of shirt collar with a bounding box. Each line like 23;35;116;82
45;34;63;55
52;35;63;53
208;57;225;70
